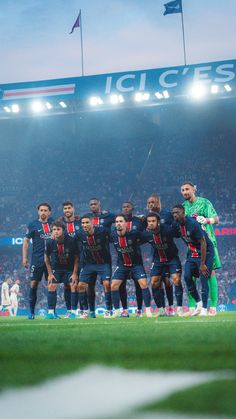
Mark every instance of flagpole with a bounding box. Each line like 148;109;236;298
79;10;85;76
180;2;187;65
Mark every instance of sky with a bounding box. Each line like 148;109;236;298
0;0;236;84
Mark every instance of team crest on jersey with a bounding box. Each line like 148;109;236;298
75;226;80;230
100;219;104;224
161;218;165;224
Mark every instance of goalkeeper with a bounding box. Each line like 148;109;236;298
181;181;221;316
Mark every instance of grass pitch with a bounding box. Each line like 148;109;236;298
0;312;236;416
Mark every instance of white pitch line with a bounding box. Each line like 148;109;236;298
0;366;234;419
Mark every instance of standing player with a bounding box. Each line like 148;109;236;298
59;201;81;318
181;181;221;315
22;203;53;320
44;220;79;319
10;279;20;316
110;214;152;318
119;201;144;317
76;215;112;318
87;198;115;317
146;194;174;315
142;213;183;316
172;205;214;316
0;277;13;316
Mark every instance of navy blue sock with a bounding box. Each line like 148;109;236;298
165;284;173;306
111;290;120;309
142;287;151;308
119;281;127;309
29;287;37;314
88;284;96;311
200;275;209;309
64;288;71;311
79;292;88;311
135;281;143;310
48;291;57;310
105;291;112;311
152;287;164;308
175;284;183;306
71;291;79;311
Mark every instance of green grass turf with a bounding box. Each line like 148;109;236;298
140;378;236;416
0;312;235;391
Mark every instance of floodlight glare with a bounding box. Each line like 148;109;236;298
11;104;19;113
211;85;218;94
45;102;53;109
59;101;67;108
31;101;44;112
3;106;11;113
155;92;163;99
190;84;207;99
110;94;124;104
134;92;150;102
224;84;232;92
163;90;170;99
89;97;103;106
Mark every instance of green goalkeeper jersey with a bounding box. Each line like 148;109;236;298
183;197;218;245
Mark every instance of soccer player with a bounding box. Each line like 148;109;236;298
10;279;20;316
119;201;144;317
76;215;112;318
142;212;183;316
181;181;221;315
172;205;214;316
44;220;79;319
59;201;81;318
146;194;174;315
110;214;152;318
87;198;115;317
0;277;13;316
22;203;53;320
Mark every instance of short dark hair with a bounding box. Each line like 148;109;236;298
52;220;65;230
172;204;185;212
63;201;74;207
181;181;195;188
115;213;128;222
89;198;100;203
122;201;134;208
81;214;93;221
37;202;51;211
147;212;160;221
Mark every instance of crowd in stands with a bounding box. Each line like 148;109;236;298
0;102;235;309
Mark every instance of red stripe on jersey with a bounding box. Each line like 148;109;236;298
180;225;199;258
67;222;75;234
119;236;132;267
126;221;132;232
87;235;104;264
42;223;50;234
57;243;64;254
153;233;168;263
92;217;99;226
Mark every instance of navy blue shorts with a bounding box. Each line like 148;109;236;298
79;264;111;284
151;256;182;277
184;251;214;280
51;271;72;285
112;265;146;281
30;264;48;282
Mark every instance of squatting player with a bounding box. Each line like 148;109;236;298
22;203;53;319
181;181;221;315
76;215;112;319
44;220;79;319
110;214;152;318
142;212;183;316
172;205;214;316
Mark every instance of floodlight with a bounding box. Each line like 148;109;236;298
155;92;163;99
211;85;218;94
134;92;150;102
89;97;103;106
3;106;11;113
163;90;170;99
59;101;67;108
109;94;124;104
31;101;44;112
11;104;19;113
45;102;53;109
190;84;207;99
224;84;232;92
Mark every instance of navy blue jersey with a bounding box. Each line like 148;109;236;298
177;216;214;258
125;215;144;232
45;235;78;272
76;226;111;265
58;216;81;237
141;224;179;262
88;211;115;229
144;209;173;228
110;229;143;267
25;217;54;266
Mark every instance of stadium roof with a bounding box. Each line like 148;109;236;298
0;58;235;118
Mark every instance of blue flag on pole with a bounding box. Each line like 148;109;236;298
70;10;81;34
163;0;182;16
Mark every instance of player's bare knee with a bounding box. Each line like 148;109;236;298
78;282;87;293
103;281;111;292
